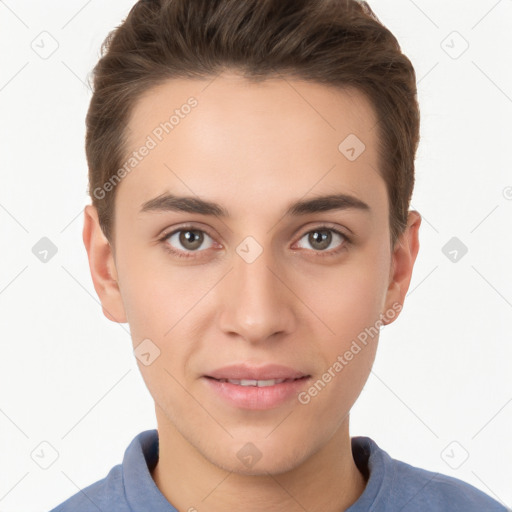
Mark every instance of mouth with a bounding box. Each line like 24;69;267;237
204;376;310;387
202;366;311;410
204;363;310;382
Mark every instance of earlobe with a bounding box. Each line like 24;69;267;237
382;210;422;325
82;204;127;324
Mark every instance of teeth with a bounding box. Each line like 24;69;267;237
226;378;286;387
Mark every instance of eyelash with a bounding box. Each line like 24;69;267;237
157;224;352;259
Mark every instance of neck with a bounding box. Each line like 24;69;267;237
151;410;367;512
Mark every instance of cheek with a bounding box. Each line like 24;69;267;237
298;262;386;421
116;247;215;383
115;242;192;334
304;251;389;337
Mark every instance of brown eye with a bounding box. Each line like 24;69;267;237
179;230;203;250
296;227;348;253
308;230;332;250
164;229;214;253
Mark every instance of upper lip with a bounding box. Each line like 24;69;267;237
205;364;309;381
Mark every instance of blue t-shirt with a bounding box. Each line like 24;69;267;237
49;429;508;511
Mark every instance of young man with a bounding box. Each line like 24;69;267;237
50;0;507;510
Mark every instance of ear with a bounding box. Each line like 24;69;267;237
82;204;127;323
382;210;421;325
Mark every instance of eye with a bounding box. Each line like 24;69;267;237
294;226;350;254
158;224;351;259
159;226;215;258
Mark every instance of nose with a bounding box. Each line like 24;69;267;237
216;244;297;344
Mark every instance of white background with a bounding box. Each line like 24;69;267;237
1;0;511;510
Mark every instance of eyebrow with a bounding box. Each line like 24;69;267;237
139;192;371;217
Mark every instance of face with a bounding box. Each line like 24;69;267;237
84;72;420;476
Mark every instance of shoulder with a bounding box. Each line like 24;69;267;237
49;463;128;512
389;453;508;511
48;429;162;512
351;436;509;512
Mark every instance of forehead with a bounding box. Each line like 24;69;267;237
117;72;385;221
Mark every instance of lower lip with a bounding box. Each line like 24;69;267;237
203;377;311;410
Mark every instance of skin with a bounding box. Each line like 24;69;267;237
83;72;421;512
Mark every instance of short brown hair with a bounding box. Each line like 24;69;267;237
86;0;420;249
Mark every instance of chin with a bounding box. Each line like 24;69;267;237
205;439;311;477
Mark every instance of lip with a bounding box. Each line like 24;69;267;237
205;363;309;381
203;364;311;410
